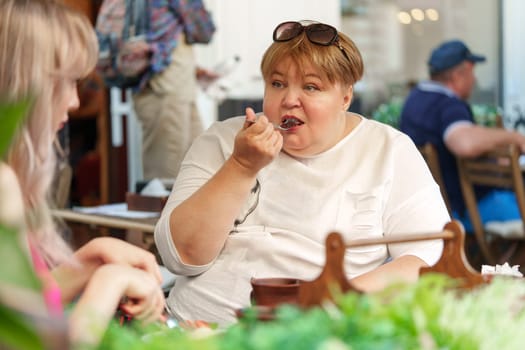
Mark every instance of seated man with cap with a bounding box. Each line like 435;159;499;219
400;39;525;233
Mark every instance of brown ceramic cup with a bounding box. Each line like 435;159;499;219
250;277;302;308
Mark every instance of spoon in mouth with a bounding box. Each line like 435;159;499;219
279;117;304;130
247;114;302;131
247;120;290;131
273;122;292;131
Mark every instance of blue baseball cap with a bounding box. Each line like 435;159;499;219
428;40;486;74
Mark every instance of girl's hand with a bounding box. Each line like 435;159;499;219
114;267;165;323
69;264;165;346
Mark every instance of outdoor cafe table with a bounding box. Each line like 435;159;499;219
51;206;158;251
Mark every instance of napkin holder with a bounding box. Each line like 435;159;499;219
125;192;167;212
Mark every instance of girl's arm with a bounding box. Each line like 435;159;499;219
68;264;165;347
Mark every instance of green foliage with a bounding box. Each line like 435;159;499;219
371;99;503;130
371;98;403;129
472;104;502;127
101;322;218;350
0;304;44;350
0;98;43;348
0;225;41;289
0;99;31;158
98;274;525;350
0;98;40;290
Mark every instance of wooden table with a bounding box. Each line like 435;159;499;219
52;208;158;251
52;208;157;233
52;208;177;289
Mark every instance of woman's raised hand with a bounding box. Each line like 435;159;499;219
232;107;283;175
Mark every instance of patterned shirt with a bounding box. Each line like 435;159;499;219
140;0;215;90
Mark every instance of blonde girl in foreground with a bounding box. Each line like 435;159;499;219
0;0;165;346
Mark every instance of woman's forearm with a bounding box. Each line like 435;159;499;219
169;156;258;265
350;255;427;293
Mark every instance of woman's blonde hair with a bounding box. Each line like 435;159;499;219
0;0;98;265
261;23;364;88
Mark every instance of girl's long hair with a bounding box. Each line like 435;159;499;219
0;0;98;266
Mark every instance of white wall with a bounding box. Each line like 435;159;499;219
503;0;525;130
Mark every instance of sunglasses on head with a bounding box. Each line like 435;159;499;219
272;21;350;62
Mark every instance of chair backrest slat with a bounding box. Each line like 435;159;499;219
465;173;513;188
417;143;452;216
464;162;512;174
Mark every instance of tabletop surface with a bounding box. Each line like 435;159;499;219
51;208;158;233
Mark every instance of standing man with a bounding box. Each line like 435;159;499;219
133;0;216;181
400;39;525;231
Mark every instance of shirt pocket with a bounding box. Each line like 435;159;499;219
335;186;385;252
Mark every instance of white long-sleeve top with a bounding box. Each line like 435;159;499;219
155;115;450;326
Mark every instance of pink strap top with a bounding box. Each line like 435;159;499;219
29;239;63;317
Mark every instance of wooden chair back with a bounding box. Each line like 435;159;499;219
417;143;452;215
456;144;525;263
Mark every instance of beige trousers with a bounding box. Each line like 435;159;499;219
133;38;203;180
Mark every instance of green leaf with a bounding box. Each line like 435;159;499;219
371;98;403;129
0;99;31;158
97;275;525;349
0;225;41;290
0;304;44;350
